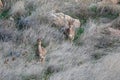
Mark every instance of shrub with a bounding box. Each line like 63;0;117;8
74;27;84;44
42;69;53;80
89;4;98;13
26;52;36;62
0;9;9;19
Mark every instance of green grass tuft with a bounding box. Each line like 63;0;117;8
90;5;97;13
101;12;119;19
80;18;87;25
0;10;9;19
21;74;38;80
26;53;36;62
74;27;84;44
41;69;53;80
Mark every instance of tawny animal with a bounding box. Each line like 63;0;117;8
65;20;75;42
37;38;47;63
0;0;3;8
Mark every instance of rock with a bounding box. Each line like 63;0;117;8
11;52;21;57
7;51;21;57
15;52;21;57
47;12;81;28
9;17;14;21
98;0;120;4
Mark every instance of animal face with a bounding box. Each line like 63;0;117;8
68;19;75;28
37;38;42;45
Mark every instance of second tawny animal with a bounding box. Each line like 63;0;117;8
64;20;75;42
37;38;47;63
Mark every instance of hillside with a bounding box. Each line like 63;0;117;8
0;0;120;80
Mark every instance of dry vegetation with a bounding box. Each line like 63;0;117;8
0;0;120;80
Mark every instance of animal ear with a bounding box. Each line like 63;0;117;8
68;19;75;26
71;19;75;24
37;38;41;42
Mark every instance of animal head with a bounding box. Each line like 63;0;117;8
68;19;75;28
66;20;75;41
37;38;42;45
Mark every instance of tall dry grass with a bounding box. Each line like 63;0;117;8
0;0;120;80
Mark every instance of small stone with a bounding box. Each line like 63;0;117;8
14;52;20;57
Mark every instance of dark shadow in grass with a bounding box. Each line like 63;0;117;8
15;17;31;30
42;65;62;80
91;52;107;60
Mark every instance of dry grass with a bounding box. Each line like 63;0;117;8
0;0;120;80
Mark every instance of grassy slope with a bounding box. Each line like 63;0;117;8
0;0;120;80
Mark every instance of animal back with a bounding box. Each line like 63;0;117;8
41;47;47;56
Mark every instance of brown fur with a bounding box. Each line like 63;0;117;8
65;20;75;42
0;0;3;8
37;38;47;63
